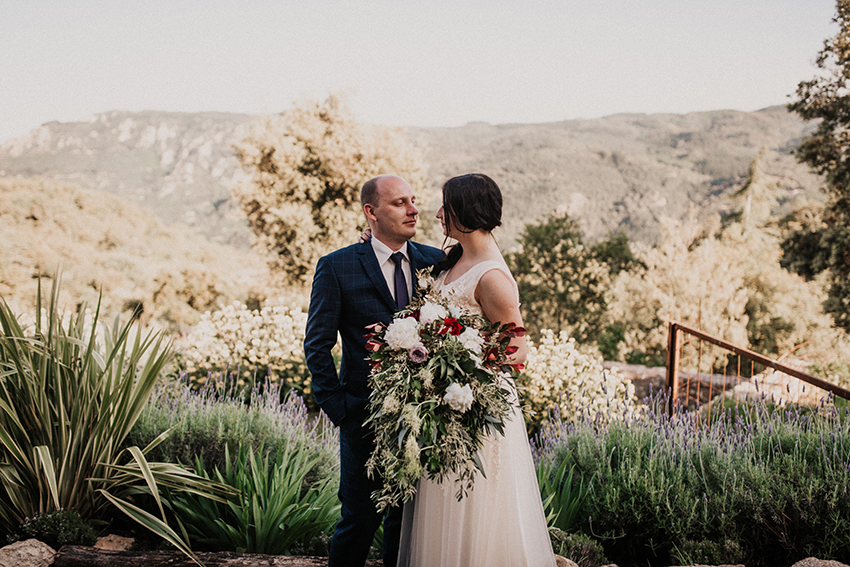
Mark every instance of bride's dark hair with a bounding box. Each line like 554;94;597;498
432;173;503;276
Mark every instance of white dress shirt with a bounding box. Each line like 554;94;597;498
371;237;412;304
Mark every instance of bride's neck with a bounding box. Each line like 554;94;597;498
454;230;497;259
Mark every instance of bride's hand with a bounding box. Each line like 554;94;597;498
358;227;373;244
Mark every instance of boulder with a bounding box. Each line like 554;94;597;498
791;559;850;567
0;539;57;567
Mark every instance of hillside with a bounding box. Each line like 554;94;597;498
0;177;269;327
409;106;822;243
0;106;823;248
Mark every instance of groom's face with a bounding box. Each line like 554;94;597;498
365;176;419;249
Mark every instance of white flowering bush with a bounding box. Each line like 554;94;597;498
174;299;312;403
519;329;637;433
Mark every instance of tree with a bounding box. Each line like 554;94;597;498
506;212;629;345
609;152;849;371
233;95;428;286
783;0;850;329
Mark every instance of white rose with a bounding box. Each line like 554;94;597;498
384;316;422;350
457;327;485;355
443;382;474;413
448;302;466;318
419;302;448;324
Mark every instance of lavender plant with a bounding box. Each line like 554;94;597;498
534;393;850;567
127;378;338;483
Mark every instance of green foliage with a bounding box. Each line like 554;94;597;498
507;212;619;344
233;95;429;285
126;380;338;482
784;0;850;329
169;443;339;555
7;509;97;548
536;459;591;532
0;277;236;561
534;395;850;566
547;528;609;567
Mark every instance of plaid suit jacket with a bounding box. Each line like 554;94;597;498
305;240;444;426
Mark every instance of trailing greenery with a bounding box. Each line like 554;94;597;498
0;277;235;561
169;443;339;555
534;394;850;567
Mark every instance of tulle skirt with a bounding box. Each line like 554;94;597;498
398;392;556;567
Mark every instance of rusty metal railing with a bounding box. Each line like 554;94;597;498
665;321;850;418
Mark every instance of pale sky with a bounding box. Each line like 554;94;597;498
0;0;838;145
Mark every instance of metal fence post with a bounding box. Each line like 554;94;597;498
666;321;680;415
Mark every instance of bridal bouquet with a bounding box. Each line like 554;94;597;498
364;270;525;511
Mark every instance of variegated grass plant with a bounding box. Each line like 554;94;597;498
0;277;235;561
128;379;340;555
170;442;339;555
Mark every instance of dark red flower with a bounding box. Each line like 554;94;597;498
439;318;463;336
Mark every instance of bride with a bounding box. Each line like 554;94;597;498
398;173;557;567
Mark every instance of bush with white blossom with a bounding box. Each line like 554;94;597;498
174;299;312;403
519;329;637;433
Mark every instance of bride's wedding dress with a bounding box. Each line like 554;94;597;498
398;260;557;567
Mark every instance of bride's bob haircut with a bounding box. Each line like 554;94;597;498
441;173;503;235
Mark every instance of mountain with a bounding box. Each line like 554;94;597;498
408;106;822;243
0;106;822;248
0;111;254;247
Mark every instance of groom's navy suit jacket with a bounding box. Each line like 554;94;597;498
305;240;444;426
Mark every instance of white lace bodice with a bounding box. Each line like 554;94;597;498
433;260;519;316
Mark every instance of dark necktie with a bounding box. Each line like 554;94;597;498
390;252;409;309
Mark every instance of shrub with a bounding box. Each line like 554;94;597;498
7;509;97;548
535;393;850;566
548;528;609;567
519;329;637;434
173;300;313;403
126;379;338;482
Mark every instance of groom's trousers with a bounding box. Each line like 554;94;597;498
330;409;403;567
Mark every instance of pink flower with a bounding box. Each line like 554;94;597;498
409;344;429;363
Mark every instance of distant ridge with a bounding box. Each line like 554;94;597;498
0;106;821;248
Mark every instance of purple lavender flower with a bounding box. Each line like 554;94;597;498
409;344;429;363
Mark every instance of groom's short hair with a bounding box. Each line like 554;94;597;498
360;177;381;209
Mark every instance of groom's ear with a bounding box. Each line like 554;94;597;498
363;203;378;224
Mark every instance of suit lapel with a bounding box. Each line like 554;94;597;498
358;242;396;311
408;241;424;293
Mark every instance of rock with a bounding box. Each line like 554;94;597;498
0;539;57;567
791;559;850;567
94;535;134;551
555;555;578;567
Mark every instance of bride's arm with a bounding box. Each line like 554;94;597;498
475;270;527;365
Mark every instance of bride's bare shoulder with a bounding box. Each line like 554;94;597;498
475;266;517;303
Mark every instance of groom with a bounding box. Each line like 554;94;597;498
305;175;443;567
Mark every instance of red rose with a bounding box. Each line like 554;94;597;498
439;318;463;336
